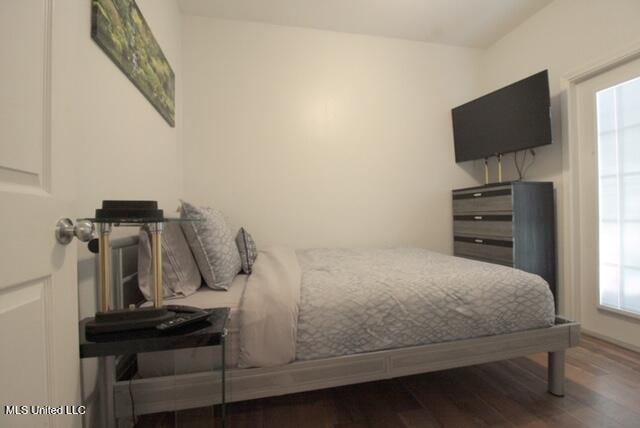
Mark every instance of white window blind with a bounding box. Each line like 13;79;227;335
597;75;640;315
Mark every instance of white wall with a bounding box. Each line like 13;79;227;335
52;1;184;425
64;1;184;231
182;17;483;252
480;0;640;315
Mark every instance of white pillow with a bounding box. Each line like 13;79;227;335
180;201;241;290
137;223;202;301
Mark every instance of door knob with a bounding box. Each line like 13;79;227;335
55;218;96;245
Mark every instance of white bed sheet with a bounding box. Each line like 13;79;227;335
137;274;247;378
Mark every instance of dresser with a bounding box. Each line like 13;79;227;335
452;181;556;298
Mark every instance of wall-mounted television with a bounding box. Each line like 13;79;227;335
451;70;552;163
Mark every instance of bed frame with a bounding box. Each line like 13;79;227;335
101;236;580;423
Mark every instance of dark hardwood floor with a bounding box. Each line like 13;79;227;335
137;335;640;427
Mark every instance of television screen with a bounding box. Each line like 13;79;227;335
451;70;551;163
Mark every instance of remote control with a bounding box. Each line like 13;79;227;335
156;310;212;332
164;304;203;314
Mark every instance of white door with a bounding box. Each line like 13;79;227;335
0;1;81;427
575;56;640;350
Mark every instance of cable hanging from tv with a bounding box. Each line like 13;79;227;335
514;149;536;180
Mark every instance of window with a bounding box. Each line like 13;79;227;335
597;75;640;315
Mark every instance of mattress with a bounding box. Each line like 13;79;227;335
238;247;556;367
139;246;556;373
294;248;555;361
137;274;247;378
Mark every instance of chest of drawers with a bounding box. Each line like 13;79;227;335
452;181;556;297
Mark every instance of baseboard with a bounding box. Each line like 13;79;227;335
581;329;640;353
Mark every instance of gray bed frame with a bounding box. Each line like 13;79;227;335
101;236;580;423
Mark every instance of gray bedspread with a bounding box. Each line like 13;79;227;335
295;248;555;361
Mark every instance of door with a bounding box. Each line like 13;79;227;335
0;1;81;427
576;56;640;349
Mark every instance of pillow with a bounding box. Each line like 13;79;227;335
180;201;242;290
236;228;258;274
137;222;202;301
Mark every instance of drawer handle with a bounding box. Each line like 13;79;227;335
474;216;483;220
473;192;482;197
474;239;484;244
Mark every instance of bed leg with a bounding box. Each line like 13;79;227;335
548;350;565;397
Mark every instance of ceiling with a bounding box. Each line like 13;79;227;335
177;0;552;48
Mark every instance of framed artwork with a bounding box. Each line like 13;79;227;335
92;0;175;127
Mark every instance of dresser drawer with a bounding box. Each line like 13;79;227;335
452;188;512;214
453;215;513;238
454;237;513;265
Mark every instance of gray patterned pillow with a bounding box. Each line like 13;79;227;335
236;228;258;274
137;223;202;301
180;201;241;290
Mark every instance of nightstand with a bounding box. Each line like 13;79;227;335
79;307;230;427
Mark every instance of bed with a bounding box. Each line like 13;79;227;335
105;237;580;421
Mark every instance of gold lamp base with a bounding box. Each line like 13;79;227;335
85;201;170;335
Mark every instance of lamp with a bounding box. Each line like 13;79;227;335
83;201;183;335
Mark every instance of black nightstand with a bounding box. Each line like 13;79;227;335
79;307;230;427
